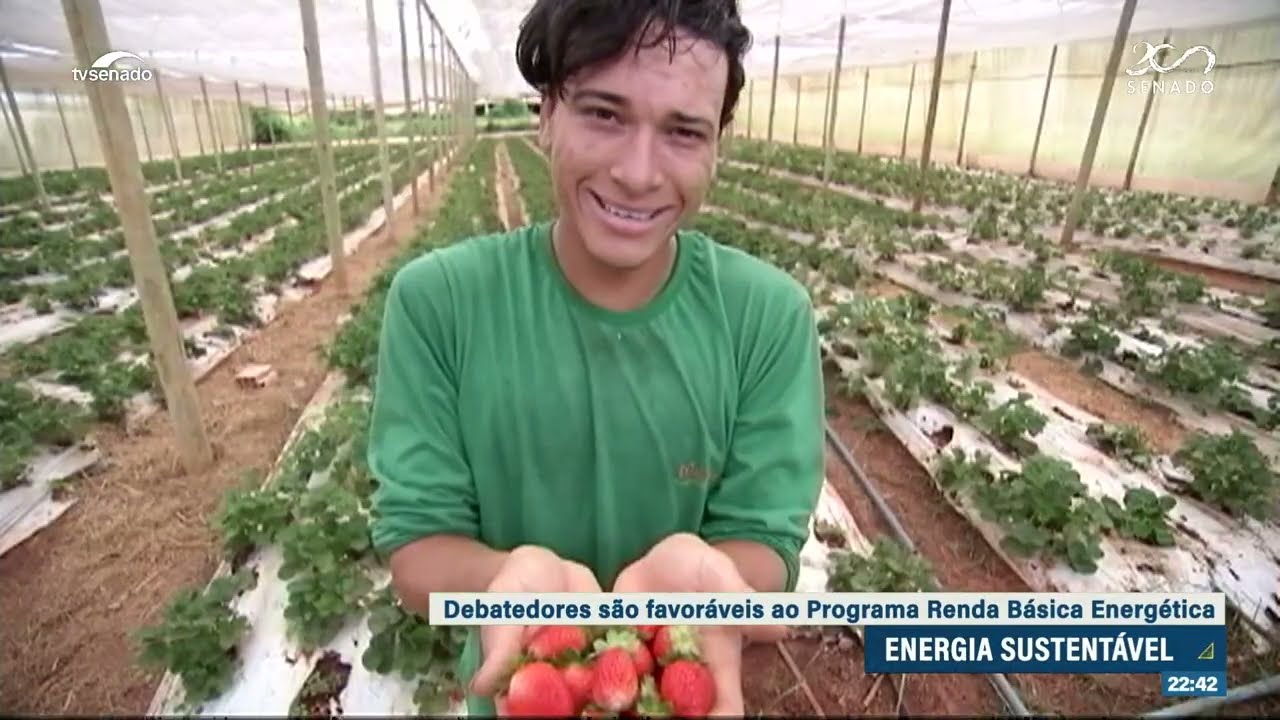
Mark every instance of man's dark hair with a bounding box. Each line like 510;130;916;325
515;0;752;129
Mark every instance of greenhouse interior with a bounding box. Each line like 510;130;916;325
1;0;1279;716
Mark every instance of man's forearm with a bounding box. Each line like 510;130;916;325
713;539;787;592
388;534;510;615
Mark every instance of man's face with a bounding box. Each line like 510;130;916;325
539;29;726;271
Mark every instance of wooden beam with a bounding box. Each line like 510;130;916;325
1;92;31;177
899;62;916;160
199;75;223;174
912;0;952;214
1028;44;1058;177
134;96;155;165
366;0;395;240
284;86;293;124
0;57;49;209
822;15;847;184
234;80;253;176
190;98;205;156
956;52;977;166
766;35;781;144
298;0;348;291
820;72;831;150
792;75;802;145
53;89;80;171
1124;31;1170;191
61;0;213;472
398;0;419;214
1267;164;1280;206
414;0;434;189
263;84;279;158
857;67;870;154
1059;0;1138;246
152;62;185;182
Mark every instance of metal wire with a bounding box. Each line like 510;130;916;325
824;422;1033;717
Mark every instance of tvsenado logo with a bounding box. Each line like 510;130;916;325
1125;42;1216;95
72;51;154;82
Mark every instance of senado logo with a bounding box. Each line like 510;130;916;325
1125;42;1216;95
72;51;154;82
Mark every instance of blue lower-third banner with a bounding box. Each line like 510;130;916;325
864;624;1227;674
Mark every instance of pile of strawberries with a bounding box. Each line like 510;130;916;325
499;624;716;718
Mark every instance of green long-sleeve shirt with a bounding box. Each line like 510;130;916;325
367;221;824;714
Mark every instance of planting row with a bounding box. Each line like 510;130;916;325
0;143;436;492
708;166;1280;460
725;139;1280;270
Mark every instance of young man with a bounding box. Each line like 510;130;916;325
367;0;824;714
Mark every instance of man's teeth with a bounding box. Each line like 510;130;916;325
600;198;656;221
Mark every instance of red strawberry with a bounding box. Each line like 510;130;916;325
635;675;672;717
634;625;660;641
562;661;595;711
651;625;701;665
528;625;590;662
594;628;654;677
659;659;715;718
591;647;639;712
505;661;577;717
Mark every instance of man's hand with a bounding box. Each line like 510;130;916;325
612;534;789;716
469;545;603;698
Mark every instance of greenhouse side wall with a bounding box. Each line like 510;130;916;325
739;17;1280;203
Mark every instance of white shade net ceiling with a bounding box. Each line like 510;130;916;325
2;0;1279;102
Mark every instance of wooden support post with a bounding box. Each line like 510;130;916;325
766;35;781;144
792;75;802;144
415;0;435;188
899;62;916;160
1124;31;1170;191
263;84;279;158
956;52;977;166
398;0;419;214
1060;0;1138;246
191;98;205;156
61;0;213;472
912;0;952;214
0;58;49;208
430;15;443;167
235;80;253;176
820;72;831;150
134;96;155;165
857;67;870;154
1;93;30;177
1029;44;1058;177
822;15;846;184
54;89;80;171
152;65;184;182
285;87;294;124
364;0;395;239
1266;164;1280;205
199;76;223;174
745;79;753;140
298;0;348;291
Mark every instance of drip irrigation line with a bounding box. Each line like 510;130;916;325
1140;674;1280;717
824;422;1032;717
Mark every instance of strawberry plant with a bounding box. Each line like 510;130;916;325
136;569;256;708
1100;488;1176;546
1085;422;1153;469
278;481;373;649
979;393;1048;457
214;477;295;563
827;537;938;592
1173;431;1277;520
1061;318;1120;360
1261;293;1280;330
973;454;1107;574
362;588;467;713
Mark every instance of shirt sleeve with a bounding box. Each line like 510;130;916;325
700;280;825;592
367;253;479;556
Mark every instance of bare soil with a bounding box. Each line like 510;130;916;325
0;166;453;715
493;141;526;231
1142;253;1280;297
1009;349;1188;454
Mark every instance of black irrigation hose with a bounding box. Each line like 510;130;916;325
824;423;1033;718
